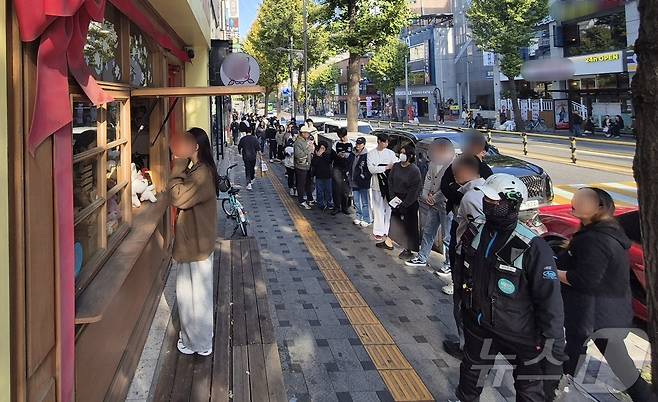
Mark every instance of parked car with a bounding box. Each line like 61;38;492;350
539;205;647;323
371;127;553;253
325;119;374;135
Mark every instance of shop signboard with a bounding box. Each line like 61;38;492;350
520;100;529;121
554;99;570;129
568;50;624;76
531;100;540;121
482;51;495;66
220;52;260;86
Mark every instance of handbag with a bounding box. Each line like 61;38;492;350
553;375;598;402
377;172;391;201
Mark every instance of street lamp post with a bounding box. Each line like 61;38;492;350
289;36;295;121
303;0;309;120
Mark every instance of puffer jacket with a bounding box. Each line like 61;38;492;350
557;220;634;330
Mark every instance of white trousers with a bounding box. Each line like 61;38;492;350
371;190;392;237
176;253;214;352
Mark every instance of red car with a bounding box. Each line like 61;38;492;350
539;205;647;323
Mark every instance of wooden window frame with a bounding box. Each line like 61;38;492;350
73;87;132;295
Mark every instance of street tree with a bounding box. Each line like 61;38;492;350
244;0;333;115
631;0;658;389
308;64;340;114
467;0;548;129
364;37;408;120
320;0;410;132
244;26;289;115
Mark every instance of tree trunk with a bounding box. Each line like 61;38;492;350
510;79;524;131
631;0;658;391
264;90;271;116
347;51;361;133
276;90;282;115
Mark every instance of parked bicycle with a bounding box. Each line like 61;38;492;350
218;163;248;237
526;117;548;132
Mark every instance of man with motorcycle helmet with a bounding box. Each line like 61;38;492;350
455;173;566;402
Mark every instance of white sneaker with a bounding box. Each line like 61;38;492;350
246;183;252;190
269;159;274;163
300;202;312;210
353;219;362;225
177;338;195;355
441;284;454;295
198;348;213;356
359;221;371;228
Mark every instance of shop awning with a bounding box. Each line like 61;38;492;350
131;85;265;97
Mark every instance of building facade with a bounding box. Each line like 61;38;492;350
501;0;638;128
333;56;381;117
3;1;230;401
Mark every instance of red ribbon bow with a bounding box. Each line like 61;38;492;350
14;0;114;153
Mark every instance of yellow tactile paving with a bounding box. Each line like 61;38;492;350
343;306;380;325
335;292;368;308
380;370;435;402
322;269;349;281
327;280;357;294
365;345;413;370
266;164;434;401
353;324;395;345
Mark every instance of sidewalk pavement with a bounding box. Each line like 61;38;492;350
220;146;513;402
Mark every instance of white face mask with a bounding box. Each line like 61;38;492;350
399;154;408;163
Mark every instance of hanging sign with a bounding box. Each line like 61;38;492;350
220;52;261;86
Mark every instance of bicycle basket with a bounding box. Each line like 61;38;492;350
218;176;231;193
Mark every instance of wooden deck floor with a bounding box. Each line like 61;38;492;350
152;238;286;402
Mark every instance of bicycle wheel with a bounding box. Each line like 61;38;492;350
222;199;236;217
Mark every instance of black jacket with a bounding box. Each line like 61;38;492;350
238;135;260;161
557;220;634;330
310;151;334;179
459;223;565;348
265;127;277;140
347;151;371;189
440;159;493;212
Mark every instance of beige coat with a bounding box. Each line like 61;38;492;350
168;159;217;262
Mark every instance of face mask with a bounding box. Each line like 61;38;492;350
399;154;408;163
483;198;519;229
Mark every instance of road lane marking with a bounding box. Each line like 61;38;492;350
265;164;435;402
552;182;638;206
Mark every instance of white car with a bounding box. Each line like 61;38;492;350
324;119;374;135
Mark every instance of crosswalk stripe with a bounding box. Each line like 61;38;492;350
552;182;638;207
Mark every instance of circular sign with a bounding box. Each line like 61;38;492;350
220;52;260;86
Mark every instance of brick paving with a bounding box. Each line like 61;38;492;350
218;147;514;402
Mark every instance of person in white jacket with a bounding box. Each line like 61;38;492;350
367;133;398;248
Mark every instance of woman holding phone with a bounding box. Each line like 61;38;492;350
168;127;219;356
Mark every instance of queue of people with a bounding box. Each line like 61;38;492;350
229;113;650;402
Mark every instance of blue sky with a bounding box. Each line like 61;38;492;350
239;0;262;38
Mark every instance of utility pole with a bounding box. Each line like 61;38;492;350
404;34;410;120
303;0;309;120
466;57;471;110
493;53;502;125
289;36;295;121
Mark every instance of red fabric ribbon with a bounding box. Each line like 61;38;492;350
14;0;114;153
13;2;112;401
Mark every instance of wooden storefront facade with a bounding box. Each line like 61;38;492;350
3;0;233;401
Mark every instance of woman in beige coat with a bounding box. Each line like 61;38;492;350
168;127;219;356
